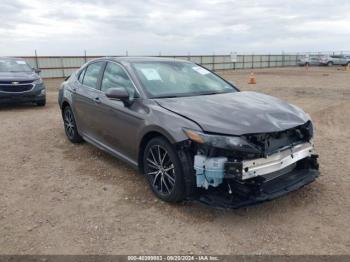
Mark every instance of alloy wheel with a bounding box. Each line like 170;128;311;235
146;145;176;196
64;109;75;139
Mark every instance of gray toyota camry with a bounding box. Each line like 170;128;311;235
58;57;319;208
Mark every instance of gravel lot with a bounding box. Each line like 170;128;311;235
0;67;349;255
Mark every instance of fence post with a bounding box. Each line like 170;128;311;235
242;55;245;69
84;50;87;63
268;54;271;68
60;56;65;78
212;54;215;71
34;50;39;70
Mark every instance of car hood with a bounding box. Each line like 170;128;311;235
0;71;38;81
155;91;310;136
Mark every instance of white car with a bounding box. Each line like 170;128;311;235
319;55;350;66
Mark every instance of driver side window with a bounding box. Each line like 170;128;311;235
101;62;136;97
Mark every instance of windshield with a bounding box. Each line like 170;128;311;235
132;61;236;98
0;59;33;72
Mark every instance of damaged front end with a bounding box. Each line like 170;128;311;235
182;121;320;208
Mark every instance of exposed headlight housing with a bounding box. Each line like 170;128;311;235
183;128;261;153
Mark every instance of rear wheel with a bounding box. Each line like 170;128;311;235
327;61;333;66
143;137;186;202
63;106;83;143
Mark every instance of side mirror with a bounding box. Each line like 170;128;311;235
105;87;131;106
34;68;41;74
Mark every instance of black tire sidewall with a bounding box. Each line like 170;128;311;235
143;137;186;202
37;99;46;106
63;106;83;143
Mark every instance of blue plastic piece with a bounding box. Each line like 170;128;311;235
194;155;227;189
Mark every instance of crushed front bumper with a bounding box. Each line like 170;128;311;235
195;156;319;209
241;142;314;180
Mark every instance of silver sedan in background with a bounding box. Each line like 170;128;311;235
297;56;321;66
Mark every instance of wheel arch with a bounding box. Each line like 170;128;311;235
60;100;71;117
137;129;177;173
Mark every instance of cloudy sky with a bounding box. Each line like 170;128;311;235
0;0;349;56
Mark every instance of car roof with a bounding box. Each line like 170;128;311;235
94;56;192;64
0;57;25;61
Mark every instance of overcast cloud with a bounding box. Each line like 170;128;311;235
0;0;349;55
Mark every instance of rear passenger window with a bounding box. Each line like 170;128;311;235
82;62;104;89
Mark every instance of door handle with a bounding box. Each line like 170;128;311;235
94;97;101;104
71;87;77;92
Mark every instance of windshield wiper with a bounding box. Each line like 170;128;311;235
154;95;180;99
153;91;229;99
197;91;224;96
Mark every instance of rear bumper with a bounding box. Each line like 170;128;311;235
196;156;319;209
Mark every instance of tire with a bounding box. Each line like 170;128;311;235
327;61;333;67
63;106;83;143
143;137;186;202
36;99;46;107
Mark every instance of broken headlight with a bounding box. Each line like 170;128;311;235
183;128;261;154
302;120;314;140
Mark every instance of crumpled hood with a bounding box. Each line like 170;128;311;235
155;91;310;136
0;71;38;82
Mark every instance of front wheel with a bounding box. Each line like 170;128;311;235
63;106;83;143
327;61;333;67
143;137;186;202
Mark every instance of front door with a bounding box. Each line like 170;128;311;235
96;62;144;162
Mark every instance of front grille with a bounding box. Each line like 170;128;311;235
0;80;34;85
0;83;34;93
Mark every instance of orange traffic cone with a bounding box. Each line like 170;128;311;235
248;72;256;84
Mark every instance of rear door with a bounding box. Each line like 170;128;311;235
72;61;105;138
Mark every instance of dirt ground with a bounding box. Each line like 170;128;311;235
0;67;349;255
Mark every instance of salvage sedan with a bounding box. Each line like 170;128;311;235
58;57;319;208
